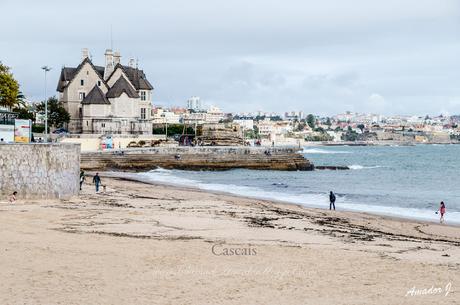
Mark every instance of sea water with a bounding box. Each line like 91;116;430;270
137;144;460;224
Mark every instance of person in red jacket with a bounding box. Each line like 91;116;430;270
439;201;446;224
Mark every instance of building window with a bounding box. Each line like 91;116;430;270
86;121;88;126
98;80;101;86
80;79;84;86
79;108;82;118
79;92;86;100
141;108;146;120
102;123;106;128
141;91;146;101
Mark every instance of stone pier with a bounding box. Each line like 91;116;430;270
81;146;312;171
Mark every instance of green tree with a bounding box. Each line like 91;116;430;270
12;106;35;121
36;97;70;128
0;62;20;109
357;124;365;133
306;114;315;129
269;115;283;121
152;124;194;136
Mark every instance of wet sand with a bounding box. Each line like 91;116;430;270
0;177;458;304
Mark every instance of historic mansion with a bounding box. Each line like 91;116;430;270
56;48;154;134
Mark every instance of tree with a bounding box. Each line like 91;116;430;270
36;97;70;128
12;106;35;121
0;62;20;109
325;117;332;127
152;124;194;136
306;114;315;129
357;124;365;133
269;115;283;121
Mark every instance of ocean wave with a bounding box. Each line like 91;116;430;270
348;164;383;170
138;169;200;186
130;169;460;225
302;148;351;154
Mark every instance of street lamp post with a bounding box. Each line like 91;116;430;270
41;66;51;142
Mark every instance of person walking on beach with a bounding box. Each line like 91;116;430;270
329;191;336;210
438;201;446;224
79;170;86;190
93;173;102;192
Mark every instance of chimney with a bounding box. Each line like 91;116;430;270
104;49;114;80
82;48;89;61
128;58;135;68
113;51;121;65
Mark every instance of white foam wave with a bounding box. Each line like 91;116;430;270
349;164;383;170
138;169;199;187
120;169;460;225
302;148;351;154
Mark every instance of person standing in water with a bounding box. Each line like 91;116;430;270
329;191;336;210
439;201;446;224
93;173;102;193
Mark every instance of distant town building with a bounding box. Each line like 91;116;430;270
233;119;254;131
284;111;304;120
57;48;154;134
186;96;205;112
152;107;182;124
183;106;225;125
257;119;274;137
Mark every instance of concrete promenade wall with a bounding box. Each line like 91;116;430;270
81;146;313;171
0;143;80;199
60;134;166;152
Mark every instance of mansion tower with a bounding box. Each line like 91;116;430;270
57;48;154;134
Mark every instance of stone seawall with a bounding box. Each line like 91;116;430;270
0;144;80;199
81;146;312;171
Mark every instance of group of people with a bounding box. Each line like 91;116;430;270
328;191;447;223
3;170;449;224
80;170;103;192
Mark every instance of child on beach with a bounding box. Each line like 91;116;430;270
9;191;17;203
438;201;446;224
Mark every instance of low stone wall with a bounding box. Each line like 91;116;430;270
60;134;166;152
81;146;313;171
0;143;80;199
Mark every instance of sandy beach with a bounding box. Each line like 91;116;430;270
0;176;459;305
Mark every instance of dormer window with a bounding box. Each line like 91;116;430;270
79;92;86;100
140;91;146;101
80;79;84;86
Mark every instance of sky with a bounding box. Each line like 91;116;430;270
0;0;459;116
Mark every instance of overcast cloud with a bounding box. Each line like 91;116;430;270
1;0;459;115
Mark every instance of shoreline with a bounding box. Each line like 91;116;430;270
96;170;460;228
1;175;459;304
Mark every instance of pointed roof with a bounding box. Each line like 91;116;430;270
106;63;154;91
81;85;110;105
56;57;107;92
106;76;140;98
121;65;154;90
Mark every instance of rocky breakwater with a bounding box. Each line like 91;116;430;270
81;146;313;171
